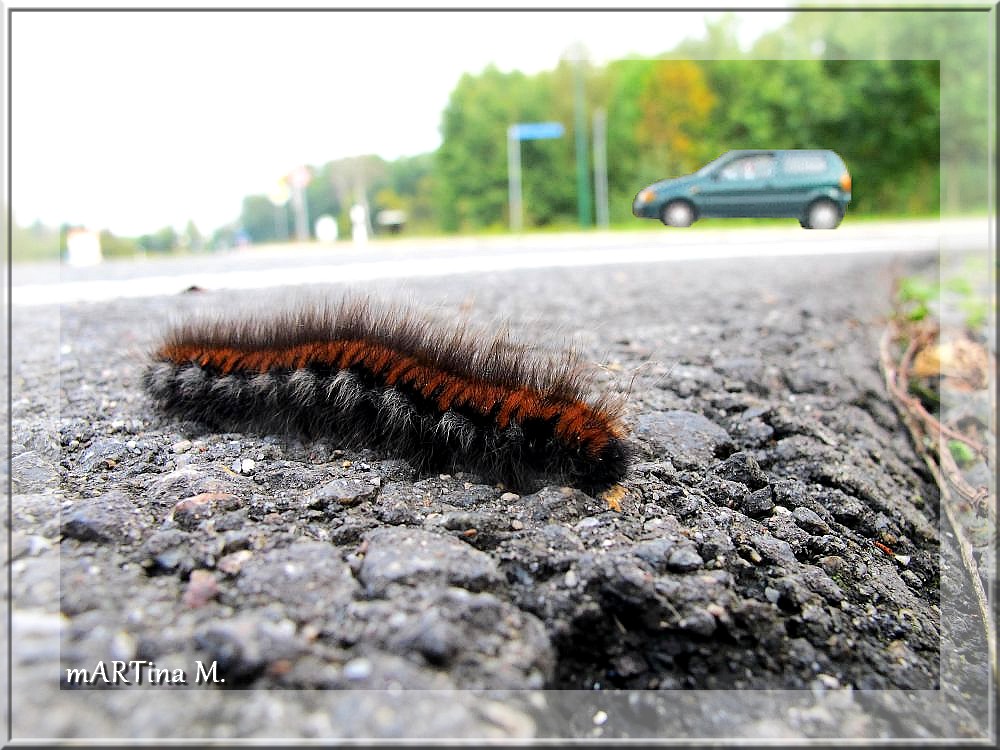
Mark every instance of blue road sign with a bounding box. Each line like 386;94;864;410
510;122;565;140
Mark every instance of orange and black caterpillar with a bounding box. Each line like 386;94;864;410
143;296;631;493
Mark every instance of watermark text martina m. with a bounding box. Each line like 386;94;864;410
64;660;225;686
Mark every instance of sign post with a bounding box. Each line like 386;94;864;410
507;122;565;233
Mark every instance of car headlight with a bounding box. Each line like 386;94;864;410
637;189;656;204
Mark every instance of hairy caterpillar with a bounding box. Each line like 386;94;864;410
143;295;631;493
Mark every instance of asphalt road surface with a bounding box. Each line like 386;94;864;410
11;217;987;306
8;219;993;742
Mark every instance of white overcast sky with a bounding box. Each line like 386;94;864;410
11;2;792;236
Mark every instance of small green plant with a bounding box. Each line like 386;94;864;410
898;272;992;333
943;276;973;296
896;276;938;322
960;297;990;330
948;439;977;467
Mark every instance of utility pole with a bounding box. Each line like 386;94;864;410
593;108;609;228
573;57;593;227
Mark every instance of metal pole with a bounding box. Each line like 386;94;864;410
573;59;593;227
507;125;523;233
593;108;609;228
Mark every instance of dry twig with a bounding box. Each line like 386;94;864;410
879;322;996;683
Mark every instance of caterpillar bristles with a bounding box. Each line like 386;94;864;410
143;294;632;494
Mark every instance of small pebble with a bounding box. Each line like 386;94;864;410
816;673;841;689
901;570;922;587
217;549;254;575
592;710;608;726
510;519;524;530
310;478;378;508
706;603;726;619
182;569;219;608
343;657;373;681
666;545;703;572
172;440;192;454
109;631;137;662
792;506;830;534
500;492;520;502
564;569;579;588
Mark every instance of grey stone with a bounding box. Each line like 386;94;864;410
194;616;301;681
738;486;775;519
74;438;128;474
634;538;676;570
170;492;242;530
635;410;734;469
751;534;798;565
61;491;142;545
234;541;360;619
11;450;58;493
666;545;704;572
713;451;769;490
792;506;832;535
358;527;502;595
309;477;379;508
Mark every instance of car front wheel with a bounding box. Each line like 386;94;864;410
803;200;842;229
661;200;695;228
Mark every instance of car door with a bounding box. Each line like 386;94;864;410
696;153;777;217
775;151;832;215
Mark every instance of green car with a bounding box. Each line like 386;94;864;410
632;149;852;229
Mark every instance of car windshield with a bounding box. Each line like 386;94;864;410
696;154;730;176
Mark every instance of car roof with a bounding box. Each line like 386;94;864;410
723;148;836;156
726;148;837;156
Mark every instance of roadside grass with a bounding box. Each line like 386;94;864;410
15;211;988;264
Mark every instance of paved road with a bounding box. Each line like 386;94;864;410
11;218;989;306
9;220;993;742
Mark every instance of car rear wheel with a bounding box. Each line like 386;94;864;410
661;200;695;228
803;200;842;229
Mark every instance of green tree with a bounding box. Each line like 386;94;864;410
636;60;717;176
99;229;139;258
756;9;982;212
137;225;178;253
10;218;60;262
434;65;575;231
181;220;203;251
238;195;282;243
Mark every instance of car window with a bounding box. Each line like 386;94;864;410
718;154;776;181
781;152;829;175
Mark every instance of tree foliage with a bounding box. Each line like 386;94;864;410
46;9;977;255
635;60;716;176
424;10;978;229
